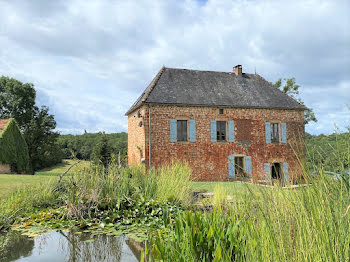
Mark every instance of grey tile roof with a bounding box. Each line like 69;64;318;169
125;67;306;115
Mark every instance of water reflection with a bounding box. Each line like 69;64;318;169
0;231;141;262
0;231;34;261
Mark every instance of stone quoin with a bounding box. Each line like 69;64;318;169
126;65;306;182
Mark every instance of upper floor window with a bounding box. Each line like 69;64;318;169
170;119;196;142
177;120;188;141
265;121;287;144
271;123;280;143
219;108;224;114
216;121;226;141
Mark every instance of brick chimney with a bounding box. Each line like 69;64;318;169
233;65;242;76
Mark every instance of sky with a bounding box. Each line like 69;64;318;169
0;0;349;135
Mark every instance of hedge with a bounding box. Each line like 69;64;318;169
0;118;29;172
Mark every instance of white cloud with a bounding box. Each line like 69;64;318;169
0;0;349;134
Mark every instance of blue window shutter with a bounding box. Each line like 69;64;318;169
228;155;235;178
228;120;235;142
281;123;287;144
283;162;289;184
265;122;271;143
189;120;196;142
264;163;271;181
245;156;252;175
210;120;217;142
170;119;177;142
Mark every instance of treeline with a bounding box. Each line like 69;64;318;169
305;131;349;173
58;132;127;160
0;76;64;172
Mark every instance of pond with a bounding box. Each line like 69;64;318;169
0;231;143;262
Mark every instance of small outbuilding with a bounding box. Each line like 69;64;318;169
0;118;29;173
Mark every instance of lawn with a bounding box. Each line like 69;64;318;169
0;175;57;199
0;160;90;199
36;159;90;176
191;181;266;200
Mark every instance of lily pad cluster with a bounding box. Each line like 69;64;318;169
13;198;183;242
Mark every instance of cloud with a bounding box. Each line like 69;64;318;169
0;0;349;134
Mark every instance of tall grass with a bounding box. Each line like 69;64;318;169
0;181;63;231
147;173;349;261
147;136;350;261
212;184;228;209
0;160;192;230
61;161;192;218
154;163;192;207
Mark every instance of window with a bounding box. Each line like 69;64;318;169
235;157;244;176
271;123;280;143
177;120;187;141
271;163;281;180
216;121;226;141
219;108;224;114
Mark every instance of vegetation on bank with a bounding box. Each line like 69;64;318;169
0;133;349;261
0;162;192;236
146;173;349;261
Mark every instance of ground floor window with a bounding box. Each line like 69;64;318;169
271;163;281;180
235;156;244;176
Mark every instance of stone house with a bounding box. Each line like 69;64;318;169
126;65;306;182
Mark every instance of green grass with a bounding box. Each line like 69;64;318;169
191;181;263;200
0;175;56;199
35;159;90;176
0;160;90;199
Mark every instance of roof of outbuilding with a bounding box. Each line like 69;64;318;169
0;119;9;132
125;67;306;115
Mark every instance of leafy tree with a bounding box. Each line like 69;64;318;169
0;76;63;172
305;131;349;173
24;106;64;172
274;77;317;125
92;133;114;169
0;76;36;129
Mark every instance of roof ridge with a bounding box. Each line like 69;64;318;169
164;67;236;74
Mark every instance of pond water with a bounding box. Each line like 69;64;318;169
0;231;142;262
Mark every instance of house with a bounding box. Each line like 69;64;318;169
126;65;306;183
0;118;29;173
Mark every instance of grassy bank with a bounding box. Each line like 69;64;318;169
0;162;192;235
0;175;56;199
0;160;89;199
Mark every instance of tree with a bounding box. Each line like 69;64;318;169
0;76;63;172
273;77;317;125
0;76;36;129
92;133;114;169
24;106;64;172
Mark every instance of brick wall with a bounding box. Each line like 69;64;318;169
127;105;148;167
128;104;305;181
